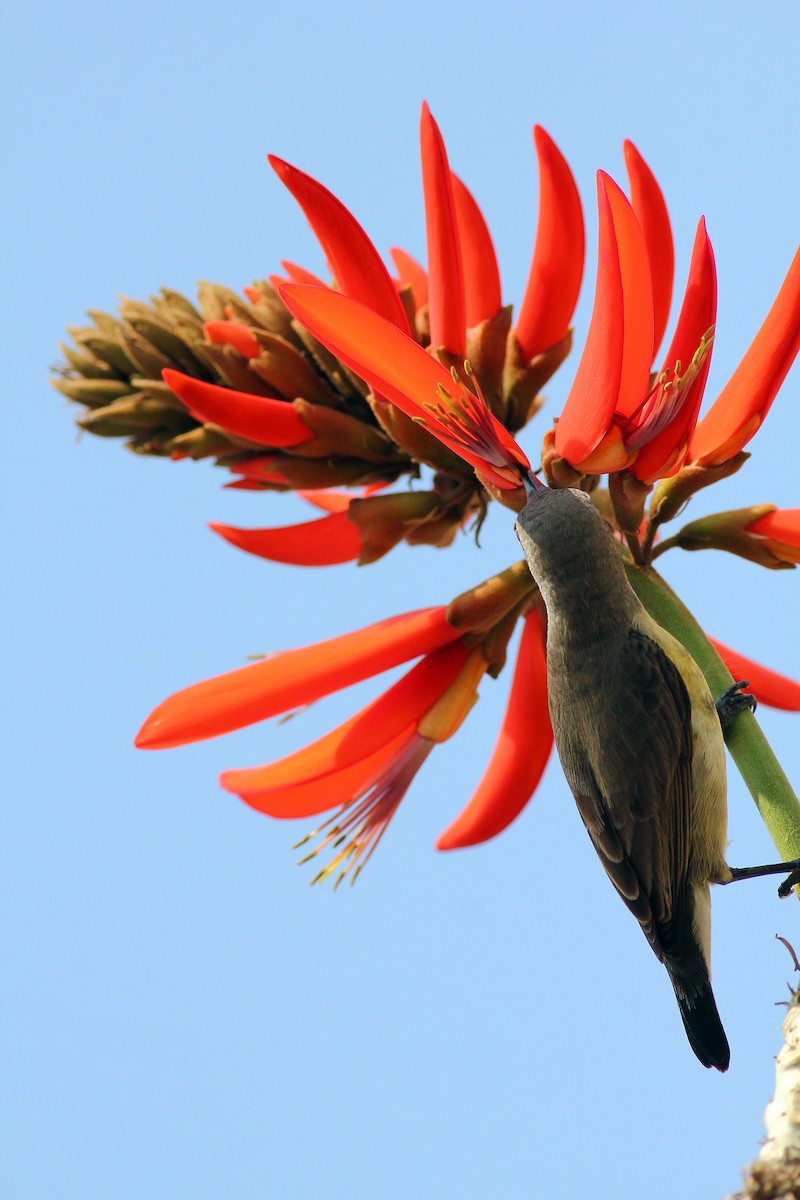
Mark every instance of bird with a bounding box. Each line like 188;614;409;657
515;479;754;1071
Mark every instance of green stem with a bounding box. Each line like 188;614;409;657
624;563;800;863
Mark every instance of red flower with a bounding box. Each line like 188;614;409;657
117;114;800;888
277;283;532;491
554;169;716;482
137;585;555;881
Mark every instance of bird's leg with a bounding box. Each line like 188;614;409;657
716;680;757;731
720;860;800;899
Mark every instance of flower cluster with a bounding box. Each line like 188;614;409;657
55;105;800;883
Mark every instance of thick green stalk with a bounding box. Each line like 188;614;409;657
625;563;800;863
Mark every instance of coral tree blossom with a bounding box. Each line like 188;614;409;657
55;106;800;883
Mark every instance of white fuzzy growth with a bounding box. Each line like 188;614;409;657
761;992;800;1164
730;987;800;1199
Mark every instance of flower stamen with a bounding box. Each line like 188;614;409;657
294;734;434;887
623;327;715;449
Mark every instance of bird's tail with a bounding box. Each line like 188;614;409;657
667;964;730;1072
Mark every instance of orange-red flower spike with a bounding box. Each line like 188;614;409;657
515;126;585;360
436;612;553;849
623;140;675;361
690;248;800;466
390;247;428;309
278;283;531;490
162;369;313;448
630;218;717;482
203;320;261;359
209;513;363;566
268;155;410;334
710;639;800;711
220;641;470;798
420;102;466;355
135;606;461;749
450;172;502;328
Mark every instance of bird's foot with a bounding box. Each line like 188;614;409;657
722;858;800;898
716;681;757;731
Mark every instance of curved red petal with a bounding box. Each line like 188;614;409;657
269;155;410;333
297;489;353;513
450;172;502;327
209;513;362;566
390;247;429;309
162;370;312;447
602;171;654;420
203;320;261;360
436;612;553;849
554;176;623;463
243;286;261;304
623;140;675;360
223;479;266;491
230;730;412;819
135;606;460;749
278;283;529;489
631;218;717;482
221;641;469;795
747;508;800;543
420;102;466;355
281;260;326;286
515;126;585;360
691;248;800;465
710;639;800;711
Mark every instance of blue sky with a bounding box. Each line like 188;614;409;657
5;1;800;1196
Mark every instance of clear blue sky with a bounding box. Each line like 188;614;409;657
5;1;800;1196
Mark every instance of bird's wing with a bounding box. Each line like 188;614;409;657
563;628;694;962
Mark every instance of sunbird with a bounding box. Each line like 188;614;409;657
516;478;797;1071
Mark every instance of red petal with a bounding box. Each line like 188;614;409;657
515;126;585;359
269;155;410;333
243;286;261;304
221;641;469;795
135;606;460;749
420;102;466;355
281;260;326;286
710;639;800;711
232;731;412;819
162;370;312;447
631;218;717;482
436;612;553;848
450;172;502;327
223;478;266;491
555;176;624;462
390;247;428;309
278;283;529;489
748;508;800;543
203;321;261;359
297;489;353;513
623;141;675;360
691;248;800;465
602;172;654;420
209;513;362;566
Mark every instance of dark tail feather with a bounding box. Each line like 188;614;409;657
668;968;730;1071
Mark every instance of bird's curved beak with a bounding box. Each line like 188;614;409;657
523;471;548;499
